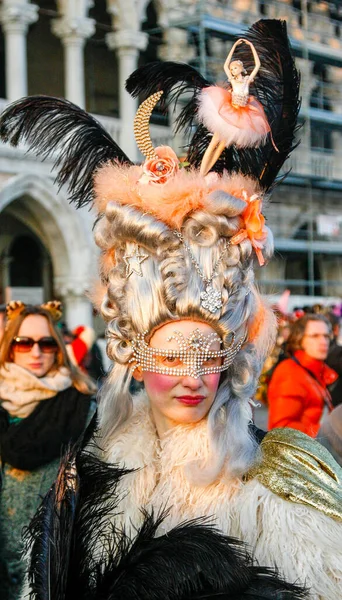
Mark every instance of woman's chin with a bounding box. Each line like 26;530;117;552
168;406;210;426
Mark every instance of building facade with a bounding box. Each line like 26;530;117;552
0;0;341;325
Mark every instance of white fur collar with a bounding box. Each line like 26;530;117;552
102;390;242;535
98;391;342;599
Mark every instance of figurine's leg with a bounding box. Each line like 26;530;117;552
200;133;226;176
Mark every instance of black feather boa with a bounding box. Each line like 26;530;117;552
24;447;307;600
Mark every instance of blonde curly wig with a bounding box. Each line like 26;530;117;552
92;168;276;482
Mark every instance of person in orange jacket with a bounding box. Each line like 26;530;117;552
267;313;338;437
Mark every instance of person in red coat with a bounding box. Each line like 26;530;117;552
267;314;337;437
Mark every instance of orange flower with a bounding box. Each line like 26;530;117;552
230;192;267;266
139;146;179;185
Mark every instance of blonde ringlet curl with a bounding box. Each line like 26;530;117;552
106;334;133;365
100;201;176;252
206;189;247;216
100;294;118;322
95;187;276;481
183;211;242;245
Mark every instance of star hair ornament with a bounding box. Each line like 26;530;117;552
123;244;149;279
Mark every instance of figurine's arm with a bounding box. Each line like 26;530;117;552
223;40;242;80
246;40;261;82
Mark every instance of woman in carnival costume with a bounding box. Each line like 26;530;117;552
0;19;341;600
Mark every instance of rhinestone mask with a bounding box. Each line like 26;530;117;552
129;328;245;378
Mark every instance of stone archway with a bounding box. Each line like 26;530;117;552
0;173;95;327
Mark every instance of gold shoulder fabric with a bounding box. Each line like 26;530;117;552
247;428;342;522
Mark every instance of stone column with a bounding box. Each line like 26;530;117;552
0;0;38;101
2;251;12;293
59;283;93;329
52;17;95;108
42;250;52;302
106;30;148;161
158;28;195;154
297;58;316;115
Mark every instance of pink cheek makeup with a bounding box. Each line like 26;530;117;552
204;373;221;391
143;372;179;393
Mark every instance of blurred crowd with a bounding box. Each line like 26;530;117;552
256;301;342;466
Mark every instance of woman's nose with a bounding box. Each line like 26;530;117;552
31;342;42;357
181;375;203;389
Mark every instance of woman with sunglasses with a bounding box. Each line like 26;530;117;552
0;302;96;600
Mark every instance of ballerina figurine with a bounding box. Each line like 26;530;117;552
198;38;276;176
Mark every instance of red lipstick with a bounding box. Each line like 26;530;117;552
176;395;205;406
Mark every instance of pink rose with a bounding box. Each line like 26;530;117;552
139;146;179;185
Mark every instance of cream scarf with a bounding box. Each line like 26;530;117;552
0;362;72;418
97;391;342;600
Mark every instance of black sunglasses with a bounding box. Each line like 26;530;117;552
11;336;59;354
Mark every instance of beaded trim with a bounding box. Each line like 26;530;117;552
129;328;245;378
231;92;249;108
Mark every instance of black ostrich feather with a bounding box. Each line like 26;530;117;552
126;61;209;104
126;61;210;134
188;19;301;190
87;512;307;600
24;447;129;600
24;445;307;600
24;449;79;600
0;95;132;208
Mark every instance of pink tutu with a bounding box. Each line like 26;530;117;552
198;86;271;148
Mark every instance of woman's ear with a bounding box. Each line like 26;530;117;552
132;366;144;382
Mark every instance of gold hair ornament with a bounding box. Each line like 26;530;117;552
134;91;164;159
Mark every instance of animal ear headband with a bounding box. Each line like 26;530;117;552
6;300;63;322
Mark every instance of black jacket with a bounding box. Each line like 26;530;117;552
326;340;342;407
0;386;93;471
